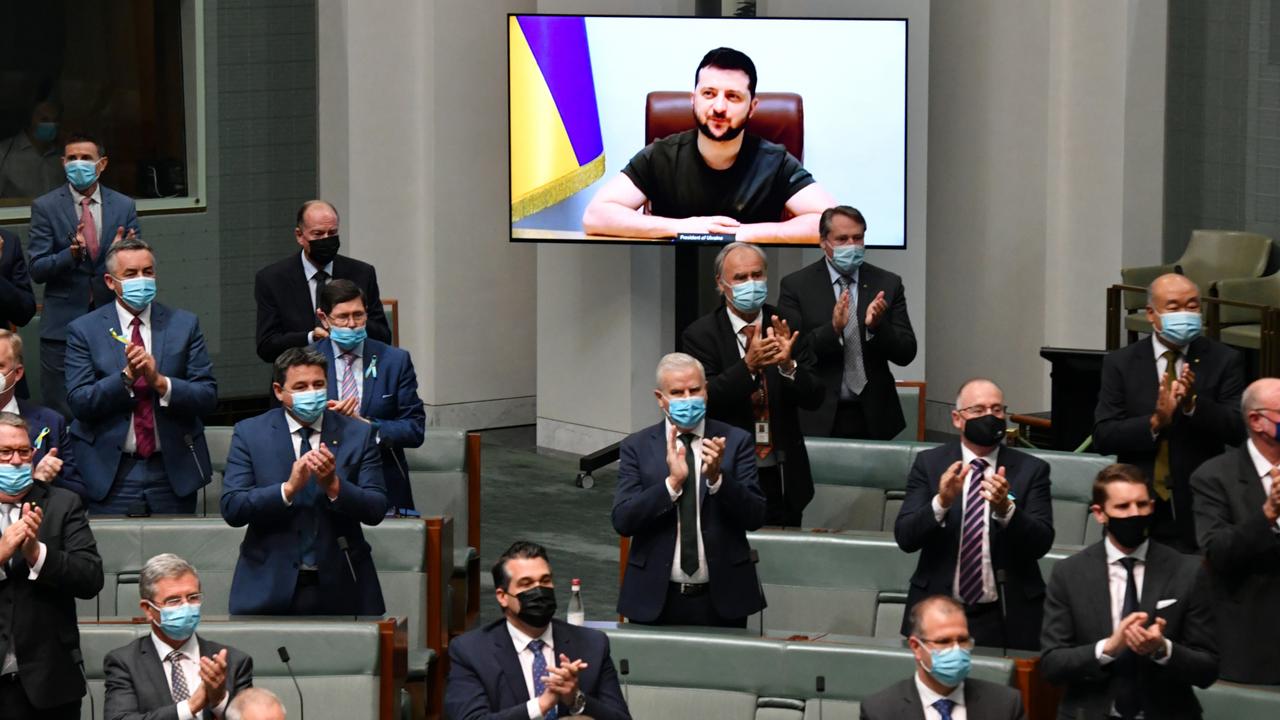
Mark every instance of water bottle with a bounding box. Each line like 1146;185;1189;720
567;578;585;625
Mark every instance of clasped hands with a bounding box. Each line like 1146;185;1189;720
744;315;799;375
1151;365;1196;434
285;442;340;501
666;427;726;491
186;649;231;713
0;503;43;566
832;289;888;334
937;461;1012;516
536;653;588;715
1103;612;1168;659
69;224;135;262
122;343;169;397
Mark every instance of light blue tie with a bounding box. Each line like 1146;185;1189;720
528;639;558;720
933;698;955;720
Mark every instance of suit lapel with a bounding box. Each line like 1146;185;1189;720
855;267;873;337
808;259;838;317
101;306;129;374
1084;543;1115;637
1138;544;1169;618
492;624;532;703
713;306;743;366
902;677;929;720
318;341;338;399
150;304;169;373
360;343;377;415
290;255;316;321
1132;339;1159;408
320;412;342;460
1235;445;1267;514
272;410;299;481
138;636;176;707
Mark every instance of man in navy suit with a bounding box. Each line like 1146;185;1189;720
64;238;216;514
0;226;36;332
221;346;387;615
445;541;631;720
27;132;140;418
0;329;82;497
313;279;424;511
895;378;1054;651
612;352;767;627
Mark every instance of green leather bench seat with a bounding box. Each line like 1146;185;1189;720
1196;681;1280;719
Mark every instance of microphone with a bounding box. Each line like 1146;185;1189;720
815;675;825;720
750;548;765;637
618;659;630;706
73;648;94;720
184;434;209;483
995;568;1010;657
278;646;305;720
336;536;358;584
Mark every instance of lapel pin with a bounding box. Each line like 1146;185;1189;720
109;328;130;344
366;356;378;379
33;427;50;450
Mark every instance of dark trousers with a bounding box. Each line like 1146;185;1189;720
38;339;70;420
830;398;871;439
758;465;802;527
89;454;196;515
633;582;748;629
0;674;79;720
1151;485;1199;554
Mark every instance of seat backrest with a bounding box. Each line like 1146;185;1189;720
1179;229;1272;286
1023;447;1114;545
204;425;235;474
1195;681;1280;719
892;382;926;441
645;91;804;161
803;439;936;532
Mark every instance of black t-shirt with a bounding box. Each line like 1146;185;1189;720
621;130;815;223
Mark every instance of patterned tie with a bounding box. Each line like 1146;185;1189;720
81;196;99;262
167;650;190;702
837;276;867;397
298;427;320;566
1151;349;1180;502
528;639;558;720
313;269;329;311
1114;556;1141;718
742;326;773;460
933;698;955;720
341;352;360;402
678;433;700;576
956;458;989;605
130;317;157;457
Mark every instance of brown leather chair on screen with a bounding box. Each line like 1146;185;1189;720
644;91;805;161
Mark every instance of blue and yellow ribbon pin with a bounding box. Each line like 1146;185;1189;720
109;327;130;344
365;356;377;379
33;427;50;450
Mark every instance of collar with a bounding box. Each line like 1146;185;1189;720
331;339;364;360
114;300;153;333
284;408;324;436
664;416;706;440
149;629;199;663
959;442;999;468
914;672;965;712
725;305;762;336
301;251;334;281
70;182;102;206
1247;438;1277;480
825;257;859;287
506;619;554;654
1151;332;1186;358
1;395;16;414
1104;535;1150;564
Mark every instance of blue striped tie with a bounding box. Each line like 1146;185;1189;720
957;458;989;605
341;352;360;403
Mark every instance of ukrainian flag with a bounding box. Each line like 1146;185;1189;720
510;16;606;221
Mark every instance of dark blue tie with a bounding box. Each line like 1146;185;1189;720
528;639;558;720
297;427;320;566
1114;556;1141;718
933;698;955;720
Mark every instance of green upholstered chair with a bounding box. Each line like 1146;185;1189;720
200;425;235;517
893;382;926;441
1120;229;1272;337
1214;271;1280;352
803;439;935;532
1027;448;1113;545
1195;681;1280;719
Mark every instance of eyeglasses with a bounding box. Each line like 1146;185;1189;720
917;636;976;651
0;448;34;462
328;311;367;328
152;593;203;608
958;404;1007;419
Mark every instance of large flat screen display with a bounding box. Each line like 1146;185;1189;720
509;14;908;247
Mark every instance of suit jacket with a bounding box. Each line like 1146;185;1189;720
64;302;217;501
894;442;1055;650
220;408;387;615
858;676;1025;720
254;252;391;363
103;634;254;720
314;337;425;510
1039;540;1219;719
0;226;35;328
0;481;104;709
444;618;631;720
612;419;766;622
681;304;824;514
17;398;83;499
1190;443;1280;683
27;183;140;340
777;259;916;439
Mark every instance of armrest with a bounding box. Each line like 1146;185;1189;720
1215;274;1280;324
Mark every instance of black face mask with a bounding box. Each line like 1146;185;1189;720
513;586;556;628
1106;513;1153;549
307;234;341;267
963;414;1006;447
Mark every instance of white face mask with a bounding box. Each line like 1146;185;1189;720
0;368;13;396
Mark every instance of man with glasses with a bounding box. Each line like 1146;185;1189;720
0;411;103;719
1191;377;1280;684
0;329;83;498
861;595;1026;719
1044;464;1218;718
313;280;424;512
895;379;1054;651
104;553;254;719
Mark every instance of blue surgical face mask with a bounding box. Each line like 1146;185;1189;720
117;276;157;311
65;159;98;191
35;122;57;143
330;326;367;351
728;280;768;313
829;244;865;274
290;388;327;423
150;602;201;641
924;645;972;687
665;395;707;429
1158;310;1201;346
0;464;33;496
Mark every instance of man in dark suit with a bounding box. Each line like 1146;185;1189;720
0;411;104;719
0;226;36;334
1191;377;1280;684
26;132;140;418
861;595;1025;720
778;205;916;439
313;280;425;511
104;553;254;719
1094;273;1245;552
221;346;387;615
895;379;1054;651
445;541;631;720
612;352;766;627
63;238;217;514
1042;464;1218;719
0;329;82;497
254;200;391;364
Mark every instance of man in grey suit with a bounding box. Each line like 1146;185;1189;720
860;595;1025;720
1042;464;1218;719
104;554;253;719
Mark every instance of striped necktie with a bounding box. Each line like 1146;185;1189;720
340;352;360;403
956;458;989;605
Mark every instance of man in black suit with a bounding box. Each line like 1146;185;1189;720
1042;464;1218;719
682;242;822;527
254;199;391;364
1094;273;1245;552
104;553;254;719
0;411;104;719
612;352;767;627
895;379;1054;651
0;227;35;333
861;595;1025;720
1191;377;1280;684
445;541;631;720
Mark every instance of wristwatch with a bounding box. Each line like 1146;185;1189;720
569;690;586;715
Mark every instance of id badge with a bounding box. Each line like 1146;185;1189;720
755;421;770;445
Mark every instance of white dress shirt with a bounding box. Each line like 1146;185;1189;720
664;418;721;584
302;252;335;344
330;339;365;406
279;411;333;506
70;183;103;244
1;395;16;414
114;302;173;453
932;445;1014;604
1246;438;1280;533
150;631;229;719
506;621;557;720
0;502;47;674
1095;538;1173;665
1151;334;1187;380
914;673;967;720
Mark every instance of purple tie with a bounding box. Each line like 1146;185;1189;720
957;458;989;605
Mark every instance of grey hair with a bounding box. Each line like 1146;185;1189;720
139;553;199;601
908;594;965;637
227;688;287;719
0;329;22;366
655;352;705;388
713;242;767;293
954;378;1001;410
105;236;155;275
0;411;28;433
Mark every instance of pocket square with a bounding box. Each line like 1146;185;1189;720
1156;598;1177;610
381;393;393;398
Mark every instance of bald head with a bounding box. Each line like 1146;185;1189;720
954;378;1002;410
1147;273;1200;310
1243;378;1280;443
227;688;286;720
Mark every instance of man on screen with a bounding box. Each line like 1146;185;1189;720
582;47;834;244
